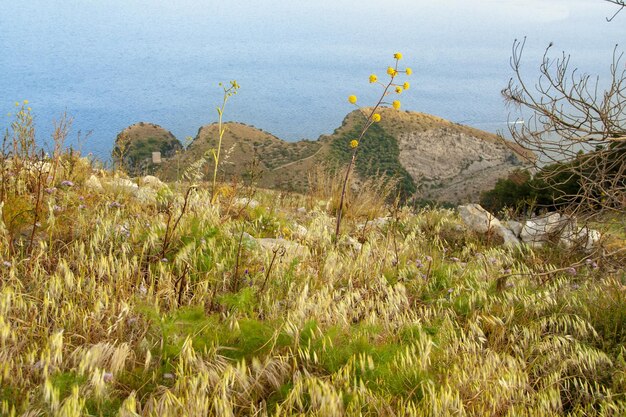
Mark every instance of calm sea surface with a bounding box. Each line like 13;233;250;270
0;0;623;159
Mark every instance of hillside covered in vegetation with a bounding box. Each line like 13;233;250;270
1;137;626;415
115;108;530;204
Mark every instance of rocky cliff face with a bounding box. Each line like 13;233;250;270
398;127;525;203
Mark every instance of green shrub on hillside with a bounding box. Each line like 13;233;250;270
113;131;182;175
480;163;582;215
330;121;417;200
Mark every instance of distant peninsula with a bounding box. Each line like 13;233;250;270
114;109;532;204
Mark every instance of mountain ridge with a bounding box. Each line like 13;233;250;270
117;109;532;203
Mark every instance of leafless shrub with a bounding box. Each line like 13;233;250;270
502;37;625;218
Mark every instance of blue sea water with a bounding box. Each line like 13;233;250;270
0;0;623;160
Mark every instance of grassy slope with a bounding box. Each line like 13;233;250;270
159;122;322;191
1;155;625;416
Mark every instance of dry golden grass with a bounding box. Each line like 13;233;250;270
1;117;625;415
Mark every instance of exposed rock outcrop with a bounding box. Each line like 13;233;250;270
458;204;601;251
399;128;525;203
458;203;520;246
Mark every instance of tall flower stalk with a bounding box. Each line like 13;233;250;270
211;80;240;203
335;53;412;240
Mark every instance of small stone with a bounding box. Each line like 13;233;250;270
106;178;139;196
140;175;165;189
85;175;104;193
234;197;260;209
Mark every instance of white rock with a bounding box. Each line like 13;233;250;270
520;213;566;245
560;226;601;251
234;197;260;209
294;224;308;238
140;175;166;189
495;225;520;247
504;220;523;237
23;160;52;175
85;175;104;193
458;204;520;246
585;229;602;251
458;204;502;234
105;178;139;195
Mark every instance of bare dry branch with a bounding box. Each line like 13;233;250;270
605;0;626;21
503;38;626;216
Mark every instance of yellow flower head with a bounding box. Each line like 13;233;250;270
23;100;28;105
392;100;401;110
387;67;397;77
405;67;413;76
348;95;357;104
14;102;19;107
394;52;403;60
403;82;410;90
372;113;381;123
350;139;359;149
369;74;378;83
395;86;403;94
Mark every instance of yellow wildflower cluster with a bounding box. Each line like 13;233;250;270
344;52;412;150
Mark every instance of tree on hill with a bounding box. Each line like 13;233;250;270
502;30;625;216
